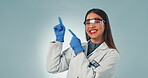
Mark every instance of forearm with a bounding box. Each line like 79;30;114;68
46;42;62;73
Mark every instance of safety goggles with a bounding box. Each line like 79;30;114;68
83;18;105;26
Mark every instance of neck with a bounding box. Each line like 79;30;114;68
90;37;104;44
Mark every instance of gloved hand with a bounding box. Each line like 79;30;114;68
69;29;84;55
54;17;65;42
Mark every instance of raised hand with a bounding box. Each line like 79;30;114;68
69;29;84;55
54;17;66;42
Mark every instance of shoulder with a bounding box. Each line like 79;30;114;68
104;48;120;63
100;42;120;59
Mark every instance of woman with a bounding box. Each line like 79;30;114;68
46;8;120;78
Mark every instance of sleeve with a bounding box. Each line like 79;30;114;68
46;42;72;73
69;50;120;78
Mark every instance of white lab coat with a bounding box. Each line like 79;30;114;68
46;41;120;78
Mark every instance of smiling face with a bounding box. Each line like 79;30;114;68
85;12;105;43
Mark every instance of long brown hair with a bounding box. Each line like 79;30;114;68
84;8;118;50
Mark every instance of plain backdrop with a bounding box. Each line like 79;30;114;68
0;0;148;78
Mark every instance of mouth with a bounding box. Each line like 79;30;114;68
89;29;98;34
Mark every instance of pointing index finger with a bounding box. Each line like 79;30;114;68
69;29;77;37
58;17;63;25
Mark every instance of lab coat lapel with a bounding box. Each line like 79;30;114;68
87;42;108;59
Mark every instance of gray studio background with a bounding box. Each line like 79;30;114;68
0;0;148;78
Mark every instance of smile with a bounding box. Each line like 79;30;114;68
89;29;98;34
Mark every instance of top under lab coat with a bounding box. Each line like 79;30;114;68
46;41;120;78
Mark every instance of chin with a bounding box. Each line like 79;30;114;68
89;36;98;39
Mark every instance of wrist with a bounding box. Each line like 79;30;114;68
56;36;64;42
55;41;62;43
74;47;85;55
76;51;84;55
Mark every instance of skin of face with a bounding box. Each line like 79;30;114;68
85;12;105;43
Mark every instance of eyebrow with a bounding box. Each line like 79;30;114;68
85;18;103;21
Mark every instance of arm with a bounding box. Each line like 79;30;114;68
46;17;71;73
46;42;72;73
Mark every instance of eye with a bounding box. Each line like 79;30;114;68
95;20;100;23
85;21;91;24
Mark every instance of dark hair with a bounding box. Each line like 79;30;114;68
85;8;117;50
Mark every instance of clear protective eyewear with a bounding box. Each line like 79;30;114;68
84;18;105;27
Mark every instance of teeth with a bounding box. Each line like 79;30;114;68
90;30;97;33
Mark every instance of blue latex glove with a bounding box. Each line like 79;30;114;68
54;17;65;42
69;29;84;55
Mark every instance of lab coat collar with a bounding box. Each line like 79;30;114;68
82;40;108;50
98;42;108;50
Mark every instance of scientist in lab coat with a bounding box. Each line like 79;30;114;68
46;8;120;78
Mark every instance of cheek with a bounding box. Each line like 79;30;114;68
98;26;105;34
97;26;102;31
85;27;89;33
